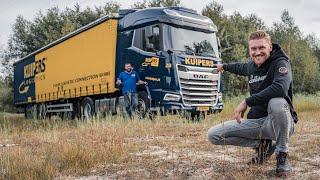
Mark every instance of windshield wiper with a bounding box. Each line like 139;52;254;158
167;49;194;55
167;49;216;58
167;49;184;53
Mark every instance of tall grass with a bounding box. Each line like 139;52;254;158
0;94;319;179
293;93;320;112
0;116;137;179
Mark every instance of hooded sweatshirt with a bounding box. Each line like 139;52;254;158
223;43;298;122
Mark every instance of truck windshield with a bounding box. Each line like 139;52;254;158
163;24;219;58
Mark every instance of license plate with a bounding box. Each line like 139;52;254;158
196;106;209;111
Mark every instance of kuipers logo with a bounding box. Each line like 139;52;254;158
18;81;29;94
185;57;214;67
24;58;46;79
19;57;46;94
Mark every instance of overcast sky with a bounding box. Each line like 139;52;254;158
0;0;319;47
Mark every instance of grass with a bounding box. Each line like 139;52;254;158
0;94;319;179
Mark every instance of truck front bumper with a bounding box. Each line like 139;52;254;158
162;101;224;113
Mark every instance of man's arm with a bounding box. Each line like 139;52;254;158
134;71;146;85
116;73;122;86
217;62;249;76
245;60;292;107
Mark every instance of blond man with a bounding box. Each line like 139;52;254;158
208;30;298;177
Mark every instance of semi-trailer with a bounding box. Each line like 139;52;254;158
13;7;223;119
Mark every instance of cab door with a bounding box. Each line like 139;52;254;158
125;24;166;103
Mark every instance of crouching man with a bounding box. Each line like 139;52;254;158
208;30;298;177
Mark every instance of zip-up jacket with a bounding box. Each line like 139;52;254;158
223;44;298;122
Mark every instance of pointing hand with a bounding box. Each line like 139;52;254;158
216;64;224;72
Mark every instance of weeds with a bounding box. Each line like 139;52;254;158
0;94;319;179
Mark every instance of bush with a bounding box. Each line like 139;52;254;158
0;81;14;112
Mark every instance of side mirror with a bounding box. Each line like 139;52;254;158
156;51;163;56
167;49;173;54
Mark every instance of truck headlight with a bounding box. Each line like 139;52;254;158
164;93;181;102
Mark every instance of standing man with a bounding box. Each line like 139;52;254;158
208;30;298;177
116;63;145;118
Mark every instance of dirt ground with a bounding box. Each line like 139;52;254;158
60;111;320;180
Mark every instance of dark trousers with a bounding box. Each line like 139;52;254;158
124;92;138;118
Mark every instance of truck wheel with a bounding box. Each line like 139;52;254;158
190;111;206;122
25;104;37;119
37;103;47;119
137;91;151;119
81;97;95;120
160;107;167;116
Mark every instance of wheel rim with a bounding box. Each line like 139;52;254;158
84;103;92;119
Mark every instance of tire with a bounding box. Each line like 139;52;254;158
37;103;47;119
191;112;200;121
81;97;95;120
25;104;37;119
184;111;205;122
160;107;167;116
137;91;151;119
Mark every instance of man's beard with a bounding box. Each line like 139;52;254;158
126;69;132;72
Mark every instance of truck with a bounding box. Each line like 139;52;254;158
13;7;223;120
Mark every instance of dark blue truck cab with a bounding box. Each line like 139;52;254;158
116;7;223;117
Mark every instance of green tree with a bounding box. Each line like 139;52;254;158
3;2;120;77
1;2;120;111
306;34;320;67
269;10;320;93
7;16;33;58
202;1;265;95
0;70;14;112
6;2;119;62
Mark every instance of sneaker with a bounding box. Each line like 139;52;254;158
250;139;276;164
276;152;291;177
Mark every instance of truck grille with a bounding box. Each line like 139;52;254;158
177;64;220;106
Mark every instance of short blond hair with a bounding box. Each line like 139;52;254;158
248;30;272;44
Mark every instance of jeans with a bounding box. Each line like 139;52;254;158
124;92;138;118
208;98;295;153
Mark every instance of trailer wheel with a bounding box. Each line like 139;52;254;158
137;91;151;119
81;97;95;120
25;104;37;119
37;103;47;119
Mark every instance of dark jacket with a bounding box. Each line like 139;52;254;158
223;44;298;122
